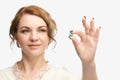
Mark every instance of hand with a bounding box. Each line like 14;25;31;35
69;16;100;64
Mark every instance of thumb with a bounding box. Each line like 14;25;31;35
69;35;80;48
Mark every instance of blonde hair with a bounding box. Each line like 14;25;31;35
9;5;57;46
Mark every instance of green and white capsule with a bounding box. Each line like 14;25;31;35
69;32;73;37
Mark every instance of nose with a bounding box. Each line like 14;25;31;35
30;31;39;42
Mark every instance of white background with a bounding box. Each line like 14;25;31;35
0;0;120;80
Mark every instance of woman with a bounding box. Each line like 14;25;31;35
0;5;100;80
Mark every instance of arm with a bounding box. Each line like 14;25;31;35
69;16;100;80
82;61;97;80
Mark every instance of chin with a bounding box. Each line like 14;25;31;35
27;50;44;57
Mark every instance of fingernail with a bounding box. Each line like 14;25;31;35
99;26;101;29
92;17;94;20
84;16;86;19
70;30;73;33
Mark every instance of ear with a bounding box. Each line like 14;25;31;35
13;34;18;41
13;34;20;47
48;38;52;45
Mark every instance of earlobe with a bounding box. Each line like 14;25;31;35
16;41;20;47
48;40;52;45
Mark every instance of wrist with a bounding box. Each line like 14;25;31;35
82;61;98;80
82;60;96;72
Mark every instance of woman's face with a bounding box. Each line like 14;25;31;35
16;14;49;57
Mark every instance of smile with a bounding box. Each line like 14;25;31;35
28;44;41;49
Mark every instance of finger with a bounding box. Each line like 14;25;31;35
70;30;85;41
90;18;95;32
82;16;90;34
95;26;101;42
96;26;101;37
69;35;80;48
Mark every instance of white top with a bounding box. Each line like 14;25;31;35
0;63;80;80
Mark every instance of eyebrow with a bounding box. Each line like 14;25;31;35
18;26;47;30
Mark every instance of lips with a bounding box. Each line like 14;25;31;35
28;44;41;49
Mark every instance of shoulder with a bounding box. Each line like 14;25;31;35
43;64;81;80
0;64;15;80
0;66;13;76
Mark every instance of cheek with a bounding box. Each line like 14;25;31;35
41;35;50;45
17;35;28;44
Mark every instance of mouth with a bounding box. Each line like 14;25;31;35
28;44;41;49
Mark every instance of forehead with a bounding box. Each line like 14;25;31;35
19;14;47;28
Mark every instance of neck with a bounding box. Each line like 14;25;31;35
17;54;48;76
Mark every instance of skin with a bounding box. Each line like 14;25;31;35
15;13;100;80
15;14;49;79
69;16;100;80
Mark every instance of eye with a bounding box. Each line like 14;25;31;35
39;28;47;32
20;29;29;33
